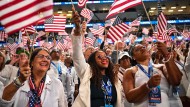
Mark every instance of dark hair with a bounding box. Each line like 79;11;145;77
0;52;5;71
88;51;117;88
29;48;50;69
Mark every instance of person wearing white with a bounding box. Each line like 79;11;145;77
47;49;69;98
118;52;133;107
0;48;68;107
185;50;190;98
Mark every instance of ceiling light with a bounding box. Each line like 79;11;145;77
67;14;72;17
181;6;186;8
178;9;183;12
168;10;174;12
151;7;156;10
149;10;154;13
171;7;176;9
68;11;72;13
161;7;166;9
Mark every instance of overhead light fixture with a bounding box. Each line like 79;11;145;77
181;6;186;8
67;14;72;17
57;9;62;14
149;10;154;13
168;10;174;12
178;9;183;12
68;11;72;13
162;7;166;9
171;7;176;9
151;7;156;10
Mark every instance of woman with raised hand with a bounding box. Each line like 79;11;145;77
71;8;121;107
123;43;182;107
0;48;67;107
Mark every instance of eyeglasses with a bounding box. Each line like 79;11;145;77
97;55;108;60
36;54;51;60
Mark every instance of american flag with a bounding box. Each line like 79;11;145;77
157;0;167;38
0;0;53;34
106;0;142;19
80;8;94;23
167;28;178;36
112;16;123;26
107;23;130;42
7;43;19;53
182;30;190;38
0;31;8;41
105;17;116;27
89;25;105;36
42;42;53;50
85;32;96;46
45;15;66;32
78;0;88;8
20;26;36;35
57;41;66;51
130;16;142;27
160;30;172;41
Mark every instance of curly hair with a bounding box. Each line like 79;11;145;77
0;51;5;71
88;51;118;88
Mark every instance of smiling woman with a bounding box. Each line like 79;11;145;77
0;48;68;107
71;8;122;107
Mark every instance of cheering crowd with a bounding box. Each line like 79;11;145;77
0;7;190;107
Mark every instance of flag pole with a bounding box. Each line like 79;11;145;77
141;1;154;33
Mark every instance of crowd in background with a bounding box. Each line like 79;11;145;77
0;9;190;107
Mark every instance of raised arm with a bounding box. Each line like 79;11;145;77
71;8;88;79
156;42;182;86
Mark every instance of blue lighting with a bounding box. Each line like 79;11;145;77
53;0;169;5
0;19;190;30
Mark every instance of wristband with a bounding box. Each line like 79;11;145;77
13;77;24;88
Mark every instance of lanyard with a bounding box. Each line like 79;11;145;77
136;63;153;78
51;62;62;76
101;77;112;105
175;60;184;68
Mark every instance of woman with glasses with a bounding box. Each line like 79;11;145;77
71;9;121;107
123;43;182;107
0;48;67;107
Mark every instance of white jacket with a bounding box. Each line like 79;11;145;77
0;75;68;107
71;35;122;107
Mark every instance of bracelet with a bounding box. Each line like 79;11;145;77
13;77;24;88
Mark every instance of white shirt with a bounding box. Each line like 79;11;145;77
0;65;18;86
0;75;68;107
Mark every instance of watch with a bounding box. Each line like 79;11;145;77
13;77;24;88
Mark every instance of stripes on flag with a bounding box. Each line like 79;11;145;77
44;15;66;32
78;0;88;8
130;16;142;27
157;1;167;37
57;41;66;51
158;30;172;41
42;42;53;49
7;43;19;53
106;0;142;19
0;31;8;41
182;30;190;38
21;25;36;35
80;8;94;23
85;37;96;46
0;0;53;34
167;28;178;36
89;25;105;36
107;23;130;42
